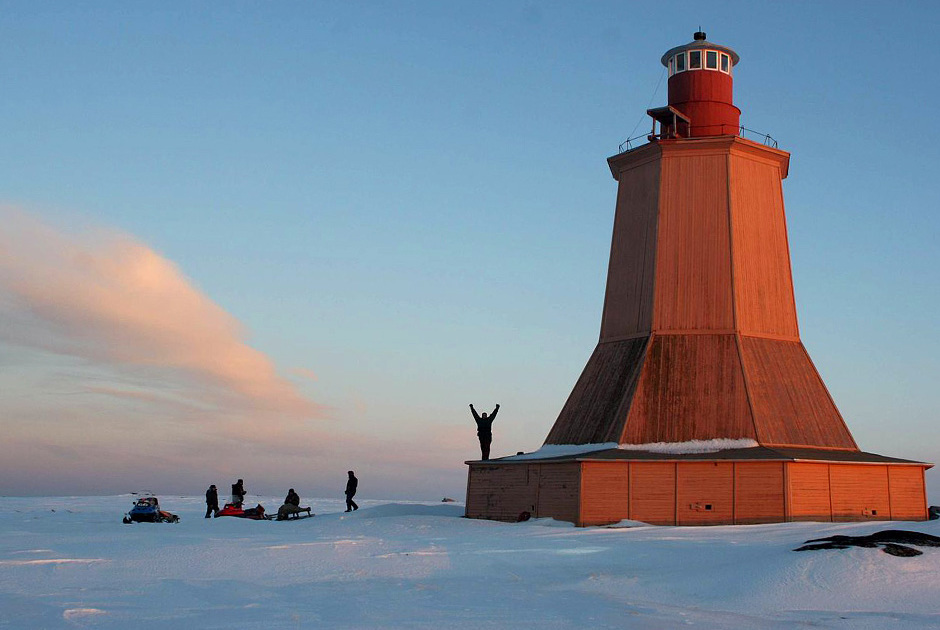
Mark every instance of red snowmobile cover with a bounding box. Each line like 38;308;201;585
217;503;266;520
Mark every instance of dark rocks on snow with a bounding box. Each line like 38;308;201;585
794;529;940;557
879;543;924;557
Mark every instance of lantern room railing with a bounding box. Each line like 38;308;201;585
738;127;778;148
618;125;778;154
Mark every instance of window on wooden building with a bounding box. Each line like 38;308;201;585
689;50;701;69
675;52;686;72
706;50;718;69
720;53;729;73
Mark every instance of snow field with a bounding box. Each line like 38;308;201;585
0;495;938;629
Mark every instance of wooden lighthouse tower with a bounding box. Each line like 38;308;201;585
466;33;931;526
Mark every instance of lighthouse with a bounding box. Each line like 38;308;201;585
465;33;931;526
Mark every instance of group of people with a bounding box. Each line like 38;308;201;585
203;471;360;519
200;402;500;521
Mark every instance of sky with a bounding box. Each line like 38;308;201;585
1;1;939;500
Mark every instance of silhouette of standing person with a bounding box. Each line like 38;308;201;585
205;484;219;518
470;403;499;460
231;479;246;507
345;471;359;512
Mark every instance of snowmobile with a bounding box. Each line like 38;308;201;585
217;502;268;520
122;496;180;524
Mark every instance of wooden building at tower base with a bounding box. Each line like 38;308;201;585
466;447;930;526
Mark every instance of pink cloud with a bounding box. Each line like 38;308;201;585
291;367;319;382
0;206;320;421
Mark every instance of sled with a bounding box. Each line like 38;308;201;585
267;509;315;521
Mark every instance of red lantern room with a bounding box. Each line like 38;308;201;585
650;31;741;138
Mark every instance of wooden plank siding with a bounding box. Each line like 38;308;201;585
829;464;891;521
465;464;539;522
535;463;581;523
580;461;788;525
544;338;649;445
629;462;677;525
676;462;734;525
734;462;786;523
740;338;857;449
653;152;735;331
728;154;799;338
580;462;630;526
599;156;660;341
467;461;927;525
787;463;832;521
547;334;858;451
621;334;756;444
888;466;929;521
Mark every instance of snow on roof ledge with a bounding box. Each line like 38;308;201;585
503;438;760;461
502;443;619;461
617;438;759;454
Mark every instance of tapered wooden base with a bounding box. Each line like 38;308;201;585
545;333;856;450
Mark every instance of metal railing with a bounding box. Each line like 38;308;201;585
617;125;778;154
618;134;650;153
738;126;778;148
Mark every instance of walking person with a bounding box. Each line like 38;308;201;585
205;484;219;518
231;478;246;507
345;471;359;512
470;403;499;460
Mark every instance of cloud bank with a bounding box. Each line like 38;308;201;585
0;207;319;421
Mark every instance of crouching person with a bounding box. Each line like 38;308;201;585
277;488;310;520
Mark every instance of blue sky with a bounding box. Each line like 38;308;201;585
1;1;938;500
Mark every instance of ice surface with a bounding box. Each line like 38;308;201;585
0;495;938;629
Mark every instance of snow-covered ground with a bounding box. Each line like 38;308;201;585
0;495;938;629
